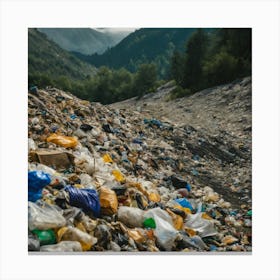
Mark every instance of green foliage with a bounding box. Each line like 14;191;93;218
75;28;199;79
170;50;185;85
182;29;209;91
29;27;251;105
169;28;251;94
28;28;96;85
166;86;192;101
133;63;158;98
203;50;239;86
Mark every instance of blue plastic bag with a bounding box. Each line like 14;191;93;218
28;171;51;202
28;191;43;202
175;198;194;210
65;185;100;217
28;171;51;190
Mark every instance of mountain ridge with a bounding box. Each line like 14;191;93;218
75;28;214;78
38;28;133;55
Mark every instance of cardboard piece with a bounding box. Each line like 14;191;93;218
29;150;75;171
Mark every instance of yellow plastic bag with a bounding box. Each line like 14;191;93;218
99;187;118;215
102;154;113;163
148;192;161;203
166;208;184;230
47;133;78;148
112;170;125;183
173;204;192;215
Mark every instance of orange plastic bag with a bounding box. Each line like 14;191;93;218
47;133;78;148
99;187;118;215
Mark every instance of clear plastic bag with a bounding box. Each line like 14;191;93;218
118;206;145;228
57;226;97;251
28;202;66;230
153;216;178;251
184;213;217;238
144;207;173;226
144;208;178;251
28;231;40;251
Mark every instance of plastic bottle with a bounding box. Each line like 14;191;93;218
32;229;56;245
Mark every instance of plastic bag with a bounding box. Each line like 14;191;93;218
57;226;97;251
79;174;95;188
28;170;52;202
28;138;37;151
40;241;82;252
184;213;217;238
102;154;113;163
150;215;178;251
112;170;126;183
166;208;184;230
64;185;100;218
28;231;40;251
144;208;178;251
148;192;161;203
28;170;51;190
174;198;194;211
46;133;78;148
99;187;118;215
144;208;173;226
28;201;66;230
118;206;145;228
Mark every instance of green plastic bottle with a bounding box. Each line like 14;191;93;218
32;229;56;245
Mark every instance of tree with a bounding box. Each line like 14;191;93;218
170;50;184;85
133;63;157;97
182;29;208;91
203;50;239;86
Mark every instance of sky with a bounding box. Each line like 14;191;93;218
94;28;137;34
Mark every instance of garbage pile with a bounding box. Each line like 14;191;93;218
28;86;252;252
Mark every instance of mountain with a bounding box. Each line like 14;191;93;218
74;28;213;78
28;28;96;85
38;28;132;55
